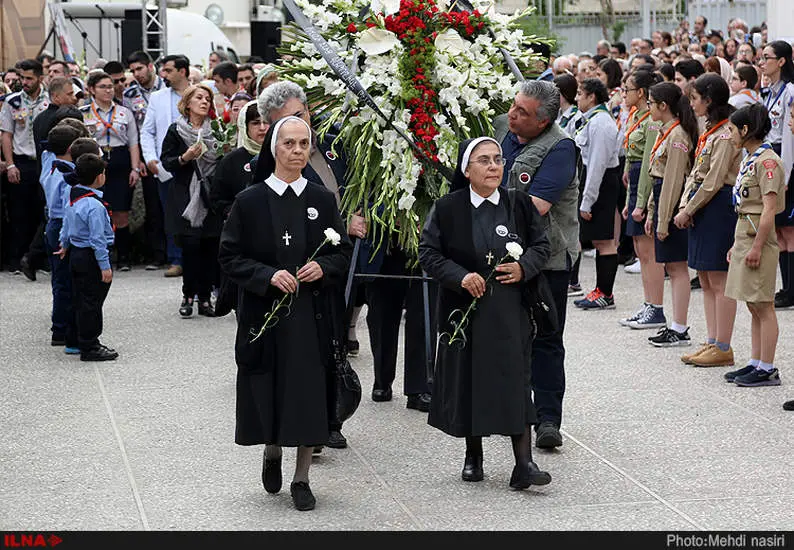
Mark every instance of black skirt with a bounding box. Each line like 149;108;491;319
101;146;133;211
651;178;688;263
580;165;621;242
625;161;646;237
688;185;737;272
775;169;794;227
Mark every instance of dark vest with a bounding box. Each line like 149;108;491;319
494;115;580;271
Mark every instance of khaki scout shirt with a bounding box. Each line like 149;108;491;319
679;121;741;217
0;89;50;158
80;101;138;150
647;121;692;234
733;147;786;216
623;108;658;210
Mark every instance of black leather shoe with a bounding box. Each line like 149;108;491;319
80;345;119;362
461;454;484;482
179;297;193;317
326;430;347;449
290;481;316;511
20;255;36;281
197;300;215;317
784;400;794;411
406;392;431;412
51;334;66;346
371;388;392;402
509;461;552;489
535;421;563;449
262;454;282;494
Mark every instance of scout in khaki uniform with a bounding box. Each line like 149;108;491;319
618;70;665;330
673;74;741;368
644;82;699;348
723;104;786;387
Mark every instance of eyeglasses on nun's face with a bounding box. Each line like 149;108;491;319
471;155;506;167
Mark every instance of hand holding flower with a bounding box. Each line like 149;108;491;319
461;272;486;298
271;269;298;293
297;261;324;282
495;262;523;284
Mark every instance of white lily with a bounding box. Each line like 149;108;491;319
434;28;468;56
358;28;400;56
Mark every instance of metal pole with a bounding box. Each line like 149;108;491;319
343;238;361;307
641;0;650;40
422;272;433;387
547;0;552;33
159;0;168;56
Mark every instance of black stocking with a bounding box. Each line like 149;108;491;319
510;425;533;467
465;436;482;457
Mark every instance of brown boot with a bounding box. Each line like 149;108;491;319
681;343;711;364
690;345;734;367
164;264;183;278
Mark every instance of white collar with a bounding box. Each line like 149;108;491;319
470;186;500;208
265;174;307;197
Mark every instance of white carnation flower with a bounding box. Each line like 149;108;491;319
324;228;342;246
505;242;523;261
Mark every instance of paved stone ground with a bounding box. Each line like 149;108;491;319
1;256;793;531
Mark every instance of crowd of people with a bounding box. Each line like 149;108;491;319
2;12;794;512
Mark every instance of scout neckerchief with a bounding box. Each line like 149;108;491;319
736;89;760;103
763;80;786;113
695;119;729;159
617;106;635;133
732;142;772;207
575;103;610;136
91;101;121;153
70;186;116;231
649;119;681;165
559;106;578;129
623;108;651;150
20;88;45;129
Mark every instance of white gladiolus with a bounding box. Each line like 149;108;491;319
398;194;416;211
324;228;342;246
505;242;523;261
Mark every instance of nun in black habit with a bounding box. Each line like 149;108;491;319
218;116;352;511
418;137;553;489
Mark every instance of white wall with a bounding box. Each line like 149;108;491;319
766;0;794;43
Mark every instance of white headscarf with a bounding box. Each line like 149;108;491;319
461;137;502;173
270;115;312;157
236;100;262;156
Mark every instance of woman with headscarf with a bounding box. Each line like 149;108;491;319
218;116;352;511
210;100;268;317
160;83;224;318
418;137;552;490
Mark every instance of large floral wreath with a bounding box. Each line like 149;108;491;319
278;0;550;259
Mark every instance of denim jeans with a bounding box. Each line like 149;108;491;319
157;177;182;266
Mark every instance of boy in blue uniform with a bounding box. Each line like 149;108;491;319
57;153;118;361
40;124;83;351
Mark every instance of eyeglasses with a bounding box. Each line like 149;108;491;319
761;55;779;61
94;85;113;90
471;156;506;167
623;87;640;93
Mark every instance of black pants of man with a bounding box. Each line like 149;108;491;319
531;268;570;427
365;248;437;396
141;174;166;265
70;247;111;352
179;235;219;300
5;156;43;270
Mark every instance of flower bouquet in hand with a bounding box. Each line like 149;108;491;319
441;241;523;347
250;228;342;342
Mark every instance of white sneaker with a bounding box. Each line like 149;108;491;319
624;259;641;274
583;249;596;258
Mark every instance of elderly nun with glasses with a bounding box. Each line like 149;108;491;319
218;116;352;511
418;136;552;490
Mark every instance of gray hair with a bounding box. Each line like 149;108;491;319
597;39;611;50
257;81;308;124
517;80;560;124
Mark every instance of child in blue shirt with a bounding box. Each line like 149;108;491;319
41;124;83;352
57;153;118;362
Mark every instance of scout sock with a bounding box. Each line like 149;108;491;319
758;361;774;372
570;253;581;286
715;341;731;352
671;322;687;333
115;226;131;265
749;358;760;367
595;253;619;296
706;337;716;345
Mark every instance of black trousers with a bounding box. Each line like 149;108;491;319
530;268;570;426
141;174;166;264
26;218;48;270
365;249;437;396
179;235;219;301
70;247;111;351
5;156;43;268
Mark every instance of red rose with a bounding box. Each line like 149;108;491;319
222;109;230;124
347;23;358;33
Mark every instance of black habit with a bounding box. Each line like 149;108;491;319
218;179;352;446
419;188;550;437
210;146;256;219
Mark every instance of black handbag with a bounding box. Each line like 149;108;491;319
329;339;362;425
